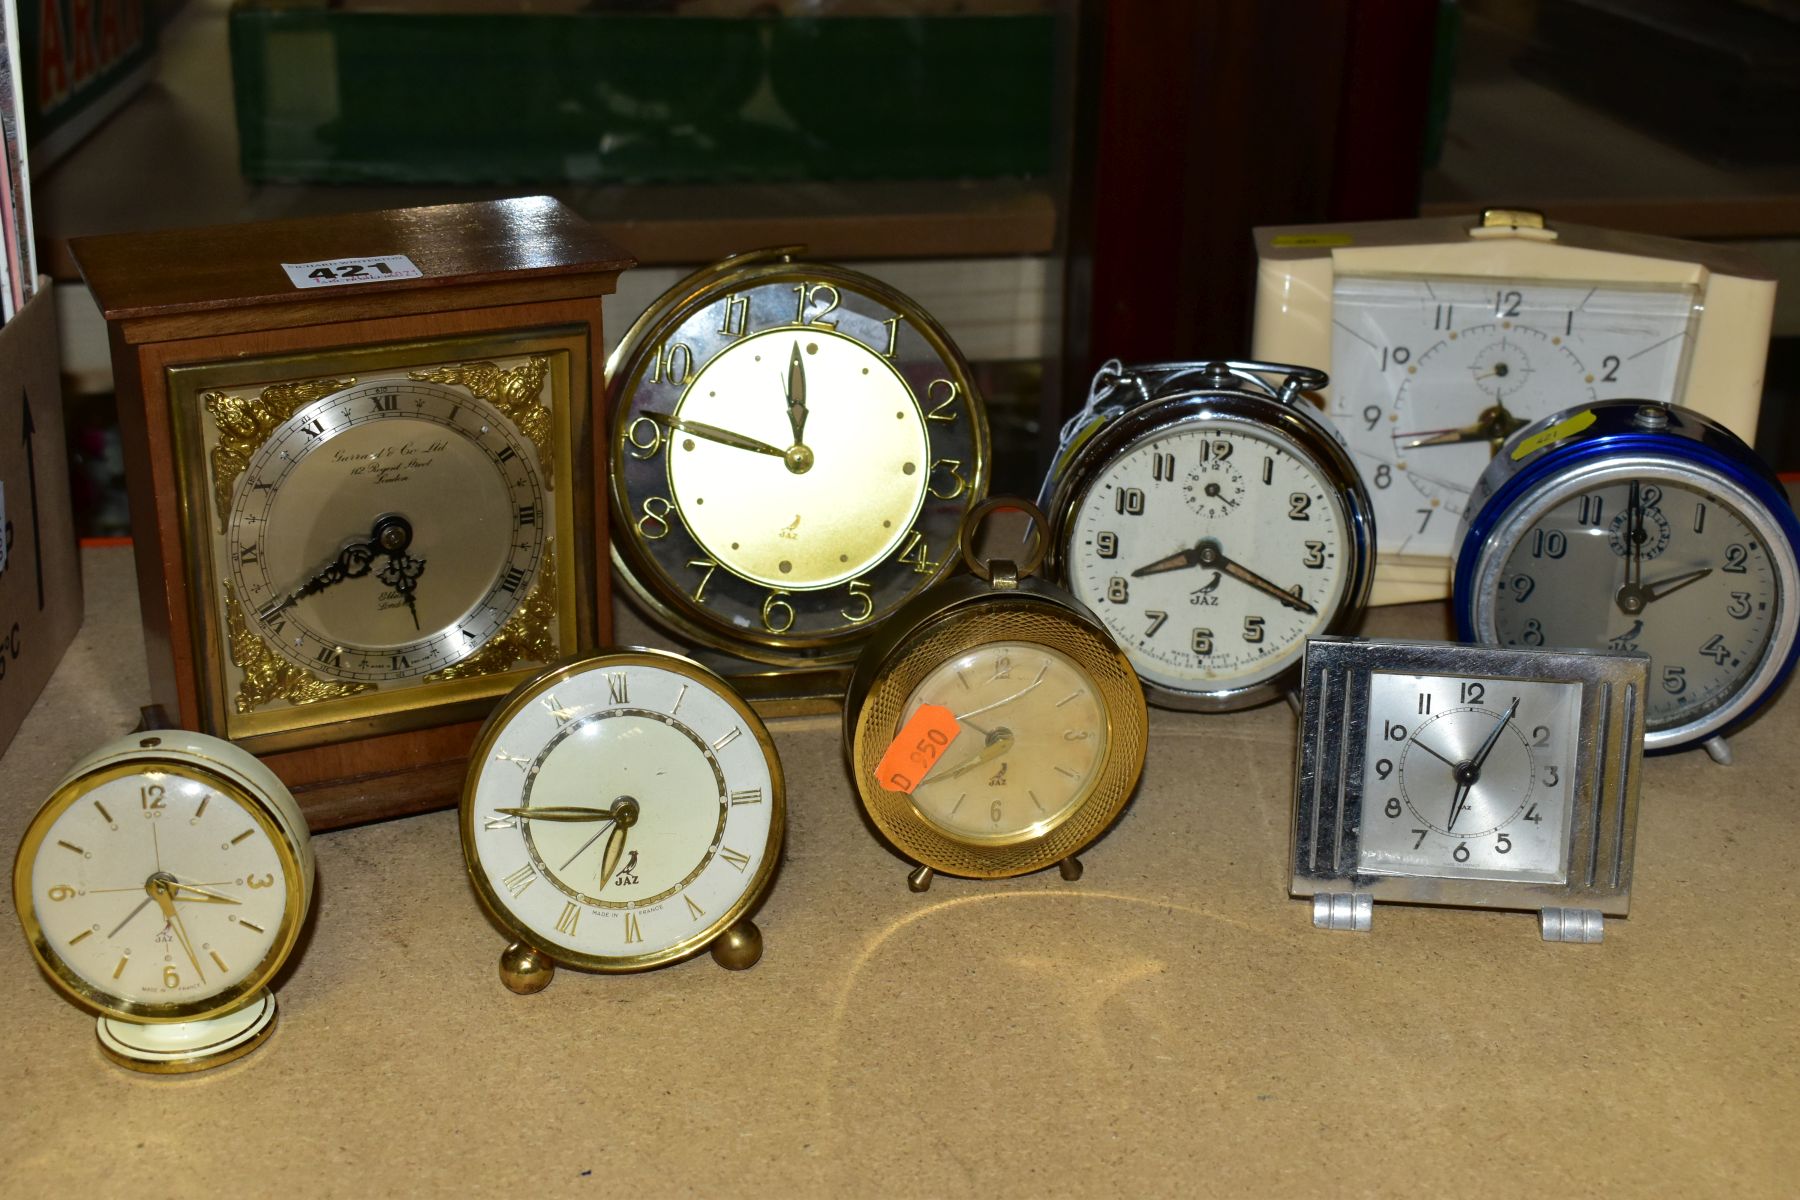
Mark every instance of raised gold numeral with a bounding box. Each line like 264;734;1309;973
841;578;874;624
881;314;904;358
791;282;840;329
898;531;939;576
925;378;960;422
927;459;968;500
683;895;706;920
140;784;165;810
247;873;274;889
541;694;578;724
494;748;531;772
719;292;750;338
555;902;581;937
484;812;519;831
672;683;688;715
638;495;675;541
730;787;763;805
623;912;643;944
761;590;796;634
625;415;664;460
648;341;694;386
713;727;742;751
688;558;718;602
502;863;536;899
719;846;751;872
606;673;629;705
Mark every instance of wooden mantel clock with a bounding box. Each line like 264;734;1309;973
70;196;634;829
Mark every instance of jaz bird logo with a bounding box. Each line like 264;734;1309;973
612;851;641;887
1608;620;1643;652
1189;572;1222;606
988;762;1009;787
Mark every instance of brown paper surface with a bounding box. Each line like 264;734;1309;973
1;548;1795;1196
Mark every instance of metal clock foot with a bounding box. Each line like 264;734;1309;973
499;942;556;994
1703;735;1733;766
1312;892;1372;932
1285;688;1304;717
1540;907;1604;943
1057;856;1084;882
906;864;935;893
711;920;763;970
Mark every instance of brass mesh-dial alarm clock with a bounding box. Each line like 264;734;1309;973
1252;208;1776;605
14;731;314;1072
1292;636;1646;941
461;649;784;988
1041;359;1375;712
70;198;632;828
607;248;990;667
844;500;1147;892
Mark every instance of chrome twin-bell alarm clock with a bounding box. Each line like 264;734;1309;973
1455;400;1800;763
14;730;315;1072
461;648;784;989
1040;359;1375;711
844;499;1148;892
1292;636;1647;941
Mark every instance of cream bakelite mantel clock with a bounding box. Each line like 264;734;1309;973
1251;209;1776;605
70;198;634;829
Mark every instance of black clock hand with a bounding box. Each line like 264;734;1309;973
1396;402;1528;452
1408;736;1460;771
378;551;427;630
1641;567;1713;604
1448;697;1519;832
272;514;415;614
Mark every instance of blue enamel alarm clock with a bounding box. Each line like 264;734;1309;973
1454;400;1800;762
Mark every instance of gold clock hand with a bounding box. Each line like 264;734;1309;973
167;881;243;905
598;823;629;893
786;341;809;448
494;805;621;822
1396;403;1529;451
1218;558;1319;616
643;411;787;459
149;877;206;985
1130;546;1203;578
923;728;1015;785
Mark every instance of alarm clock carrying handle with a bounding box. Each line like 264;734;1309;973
1058;359;1329;452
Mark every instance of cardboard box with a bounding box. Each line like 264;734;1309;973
0;280;83;754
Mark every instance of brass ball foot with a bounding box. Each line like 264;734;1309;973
499;942;555;994
711;920;763;970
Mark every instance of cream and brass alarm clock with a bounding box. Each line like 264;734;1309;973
607;248;990;667
844;500;1147;892
14;731;314;1071
461;648;784;988
1292;637;1646;941
1252;208;1776;604
1455;401;1800;764
1041;359;1375;711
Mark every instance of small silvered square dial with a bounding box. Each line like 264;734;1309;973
1292;637;1646;936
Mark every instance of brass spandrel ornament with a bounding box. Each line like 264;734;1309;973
224;581;374;713
409;357;555;474
205;378;353;533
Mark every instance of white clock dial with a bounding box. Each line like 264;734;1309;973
1066;424;1351;694
1490;476;1783;735
1327;275;1696;559
899;642;1108;842
467;656;779;966
23;769;296;1010
1356;672;1581;884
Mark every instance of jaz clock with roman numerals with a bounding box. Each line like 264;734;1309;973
607;248;990;667
461;649;785;986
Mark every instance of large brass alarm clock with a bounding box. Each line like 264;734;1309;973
607;248;990;666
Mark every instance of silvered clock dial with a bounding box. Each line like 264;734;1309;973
1292;637;1646;941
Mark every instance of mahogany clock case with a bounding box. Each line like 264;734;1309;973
69;197;634;830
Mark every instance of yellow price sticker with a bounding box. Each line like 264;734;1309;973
1511;409;1598;461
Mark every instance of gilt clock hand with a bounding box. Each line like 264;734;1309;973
148;875;206;985
1396;403;1528;452
495;805;621;822
643;411;787;459
785;342;809;449
598;823;630;893
923;727;1016;785
167;881;243;906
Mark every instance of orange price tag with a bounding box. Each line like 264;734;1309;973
874;703;962;795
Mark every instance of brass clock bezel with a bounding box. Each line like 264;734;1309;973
605;249;992;664
13;761;310;1025
166;326;591;754
846;576;1148;879
459;648;786;974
